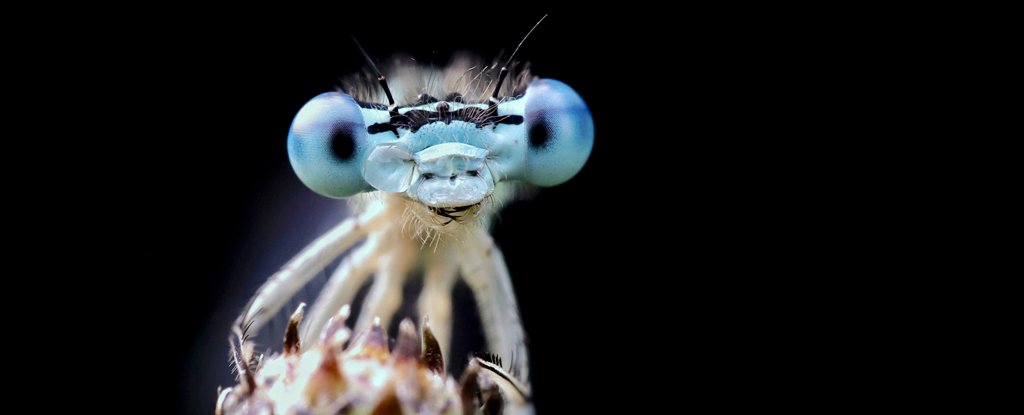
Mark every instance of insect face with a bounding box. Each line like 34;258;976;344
288;77;593;225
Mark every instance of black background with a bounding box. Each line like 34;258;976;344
65;5;846;413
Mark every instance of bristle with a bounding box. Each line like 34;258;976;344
490;14;548;100
470;356;531;405
229;339;256;395
474;351;503;368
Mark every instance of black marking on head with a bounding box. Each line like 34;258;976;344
528;120;550;148
330;124;357;160
437;102;451;123
368;108;523;134
444;92;465;103
366;123;400;136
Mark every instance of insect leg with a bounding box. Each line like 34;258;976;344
485;243;531;384
417;249;459;362
353;233;416;333
458;229;530;383
236;203;389;340
300;232;386;345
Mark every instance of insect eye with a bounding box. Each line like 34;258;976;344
287;92;370;198
422;173;436;180
522;79;594;187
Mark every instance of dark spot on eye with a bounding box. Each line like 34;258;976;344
423;173;436;180
529;122;550;148
467;170;479;177
329;124;356;160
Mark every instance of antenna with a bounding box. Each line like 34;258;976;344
490;14;549;102
352;35;396;108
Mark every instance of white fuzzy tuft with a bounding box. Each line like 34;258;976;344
341;54;535;105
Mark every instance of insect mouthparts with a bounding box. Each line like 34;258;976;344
430;204;475;214
428;203;479;224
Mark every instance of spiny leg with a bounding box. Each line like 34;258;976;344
300;232;385;345
354;232;417;334
235;203;389;338
486;244;531;384
417;248;459;362
458;228;530;383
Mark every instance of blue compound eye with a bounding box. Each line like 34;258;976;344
522;79;594;187
287;92;370;198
